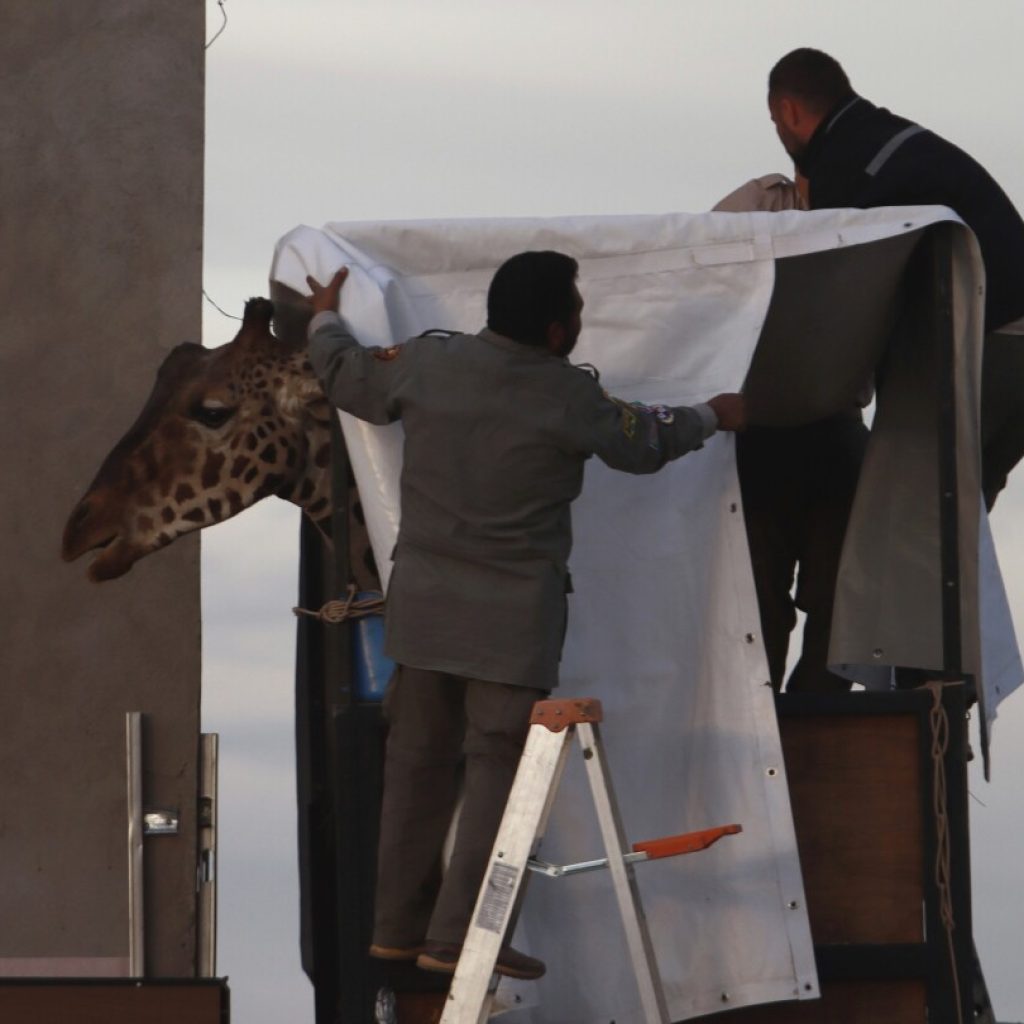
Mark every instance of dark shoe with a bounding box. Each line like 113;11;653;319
416;942;546;980
369;942;426;961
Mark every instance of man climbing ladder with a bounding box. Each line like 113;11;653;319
305;253;746;982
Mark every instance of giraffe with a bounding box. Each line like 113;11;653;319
61;291;378;588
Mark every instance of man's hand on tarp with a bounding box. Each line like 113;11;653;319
307;267;349;314
707;393;747;432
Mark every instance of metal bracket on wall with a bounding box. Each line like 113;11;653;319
143;809;180;835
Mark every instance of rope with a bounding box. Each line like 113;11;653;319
205;0;228;50
926;682;964;1024
293;584;385;624
202;288;243;322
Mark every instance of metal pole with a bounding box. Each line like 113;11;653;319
126;711;145;977
197;732;219;977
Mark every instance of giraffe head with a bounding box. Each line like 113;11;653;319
62;295;335;581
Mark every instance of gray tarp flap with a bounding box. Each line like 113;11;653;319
695;217;1014;770
813;224;989;754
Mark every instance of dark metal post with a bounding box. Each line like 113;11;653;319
931;224;963;676
296;417;383;1023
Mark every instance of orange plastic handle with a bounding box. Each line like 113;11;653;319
632;823;742;860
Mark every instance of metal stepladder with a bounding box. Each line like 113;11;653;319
440;697;742;1024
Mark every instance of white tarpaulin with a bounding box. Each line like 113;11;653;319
271;207;1022;1022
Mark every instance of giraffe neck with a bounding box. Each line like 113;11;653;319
274;369;336;537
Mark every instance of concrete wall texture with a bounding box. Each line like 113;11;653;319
0;3;205;976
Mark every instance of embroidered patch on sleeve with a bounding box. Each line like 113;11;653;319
620;405;638;439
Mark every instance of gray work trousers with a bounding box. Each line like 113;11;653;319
372;665;546;948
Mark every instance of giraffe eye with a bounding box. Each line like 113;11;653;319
191;402;236;429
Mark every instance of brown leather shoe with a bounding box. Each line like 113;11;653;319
416;942;546;980
369;942;426;961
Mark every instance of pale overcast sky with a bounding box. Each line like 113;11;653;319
198;2;1024;1021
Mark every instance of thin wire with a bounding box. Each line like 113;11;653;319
203;288;243;322
206;0;228;50
204;2;235;321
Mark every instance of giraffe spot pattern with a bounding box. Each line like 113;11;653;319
139;442;159;482
175;483;196;503
255;474;285;500
202;450;226;489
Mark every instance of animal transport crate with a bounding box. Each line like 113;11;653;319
701;686;974;1024
0;978;229;1024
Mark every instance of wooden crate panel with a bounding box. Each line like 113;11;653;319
0;981;227;1024
780;714;924;944
698;979;926;1023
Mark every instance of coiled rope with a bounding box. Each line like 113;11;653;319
293;584;385;624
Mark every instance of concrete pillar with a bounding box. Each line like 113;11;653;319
0;2;205;977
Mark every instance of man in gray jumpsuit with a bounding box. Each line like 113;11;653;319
306;251;745;980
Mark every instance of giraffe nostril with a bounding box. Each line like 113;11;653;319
71;501;91;528
62;499;100;560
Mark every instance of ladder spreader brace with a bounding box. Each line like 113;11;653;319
440;697;742;1024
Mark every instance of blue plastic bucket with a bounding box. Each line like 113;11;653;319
351;592;394;701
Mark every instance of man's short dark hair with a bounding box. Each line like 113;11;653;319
768;48;853;114
487;251;579;347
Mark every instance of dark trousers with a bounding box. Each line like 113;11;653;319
736;415;868;693
981;330;1024;510
372;665;546;948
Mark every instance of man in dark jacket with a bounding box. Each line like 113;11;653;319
306;252;745;980
768;47;1024;508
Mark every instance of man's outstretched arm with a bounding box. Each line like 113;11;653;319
306;269;405;425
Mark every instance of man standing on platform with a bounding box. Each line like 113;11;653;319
713;170;867;694
305;251;746;981
767;47;1024;509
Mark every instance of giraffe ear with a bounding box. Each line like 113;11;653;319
269;281;313;349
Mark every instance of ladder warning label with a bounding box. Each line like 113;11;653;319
475;861;519;934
